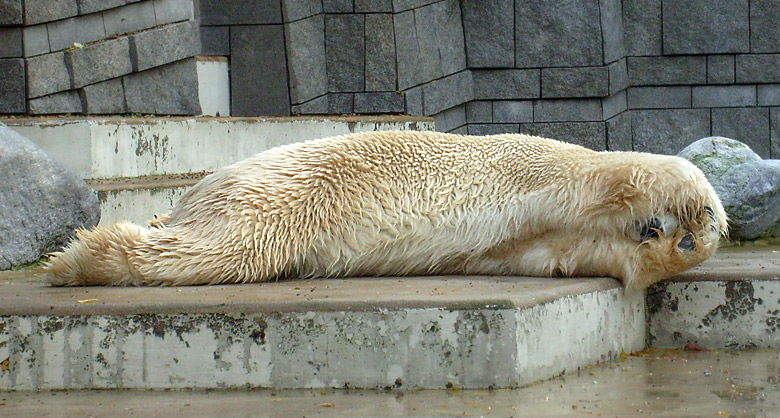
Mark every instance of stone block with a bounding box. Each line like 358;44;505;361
47;13;106;51
736;54;780;83
393;10;421;90
631;109;710;154
104;1;156;37
707;55;735;84
472;69;539;100
153;0;194;25
78;0;136;14
230;25;289;116
622;0;662;56
533;99;603;123
449;125;468;135
393;0;437;12
772;108;780;158
750;0;780;53
354;92;404;114
627;87;691;109
608;59;628;95
355;0;392;13
462;0;513;68
606;112;632;151
432;104;466;133
421;70;473;115
285;15;326;104
602;90;626;119
200;26;229;56
0;0;22;25
0;58;24;113
28;91;83;114
0;125;99;269
323;0;353;13
627;56;707;86
0;27;21;58
600;0;624;64
492;101;532;123
519;122;607;151
24;0;77;25
712;108;771;158
468;123;518;136
404;87;422;116
291;94;328;115
200;0;281;25
123;58;200;115
22;24;49;57
541;67;609;98
328;93;354;114
365;14;396;92
466;101;491;123
515;0;602;67
67;37;133;88
758;85;780;106
81;78;125;114
326;14;364;92
663;0;749;54
132;20;200;72
281;0;321;22
692;86;756;108
26;52;70;98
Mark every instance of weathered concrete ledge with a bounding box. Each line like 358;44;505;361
0;272;644;390
647;246;780;349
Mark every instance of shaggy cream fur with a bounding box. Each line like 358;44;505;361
45;131;727;289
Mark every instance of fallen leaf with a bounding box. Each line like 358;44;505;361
716;411;729;417
77;299;99;304
319;402;334;407
270;398;282;402
0;358;9;371
684;343;707;352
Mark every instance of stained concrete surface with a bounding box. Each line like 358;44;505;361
1;348;779;417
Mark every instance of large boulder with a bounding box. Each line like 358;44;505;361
0;123;100;269
678;137;780;240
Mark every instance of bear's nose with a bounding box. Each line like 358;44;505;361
678;232;695;251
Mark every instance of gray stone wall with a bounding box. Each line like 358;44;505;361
0;0;201;115
198;0;780;156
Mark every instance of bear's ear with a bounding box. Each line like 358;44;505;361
580;165;656;217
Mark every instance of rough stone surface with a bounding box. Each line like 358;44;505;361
0;27;22;58
462;0;513;68
199;26;229;56
492;101;532;123
364;14;396;92
421;70;473;116
355;0;392;13
711;108;770;159
27;91;83;114
326;14;364;92
468;123;518;136
541;67;609;98
771;108;780;159
132;20;201;72
327;93;353;114
622;0;662;56
515;0;602;67
627;86;691;109
23;0;77;25
608;59;628;95
750;0;780;53
0;0;22;25
678;136;780;239
286;15;326;104
81;78;126;114
601;91;626;119
472;69;539;100
707;55;735;84
403;87;422;116
353;92;405;114
628;56;707;86
323;0;353;13
281;0;321;22
533;99;603;123
26;52;70;98
103;1;156;37
78;0;135;14
600;0;625;64
0;58;24;113
432;104;465;133
736;54;780;84
519;122;607;151
290;94;328;115
67;37;133;89
606;112;632;151
663;0;749;54
230;25;289;116
692;85;756;108
631;109;710;155
0;124;99;270
153;0;195;25
22;24;49;57
466;101;491;123
199;0;281;25
123;59;201;115
46;13;106;52
757;85;780;106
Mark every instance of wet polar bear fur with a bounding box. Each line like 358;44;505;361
46;131;727;289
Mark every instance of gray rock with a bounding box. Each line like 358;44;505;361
0;27;22;58
707;55;735;84
519;122;607;151
678;137;780;240
631;109;710;154
325;14;364;92
712;108;770;159
229;25;289;116
736;54;780;84
286;15;326;104
541;66;609;98
662;0;749;54
0;58;25;113
751;0;780;53
622;0;662;56
462;0;513;68
0;0;22;25
0;124;100;270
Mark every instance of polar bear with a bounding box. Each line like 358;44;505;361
45;131;727;289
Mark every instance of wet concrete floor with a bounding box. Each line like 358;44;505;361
2;348;780;417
